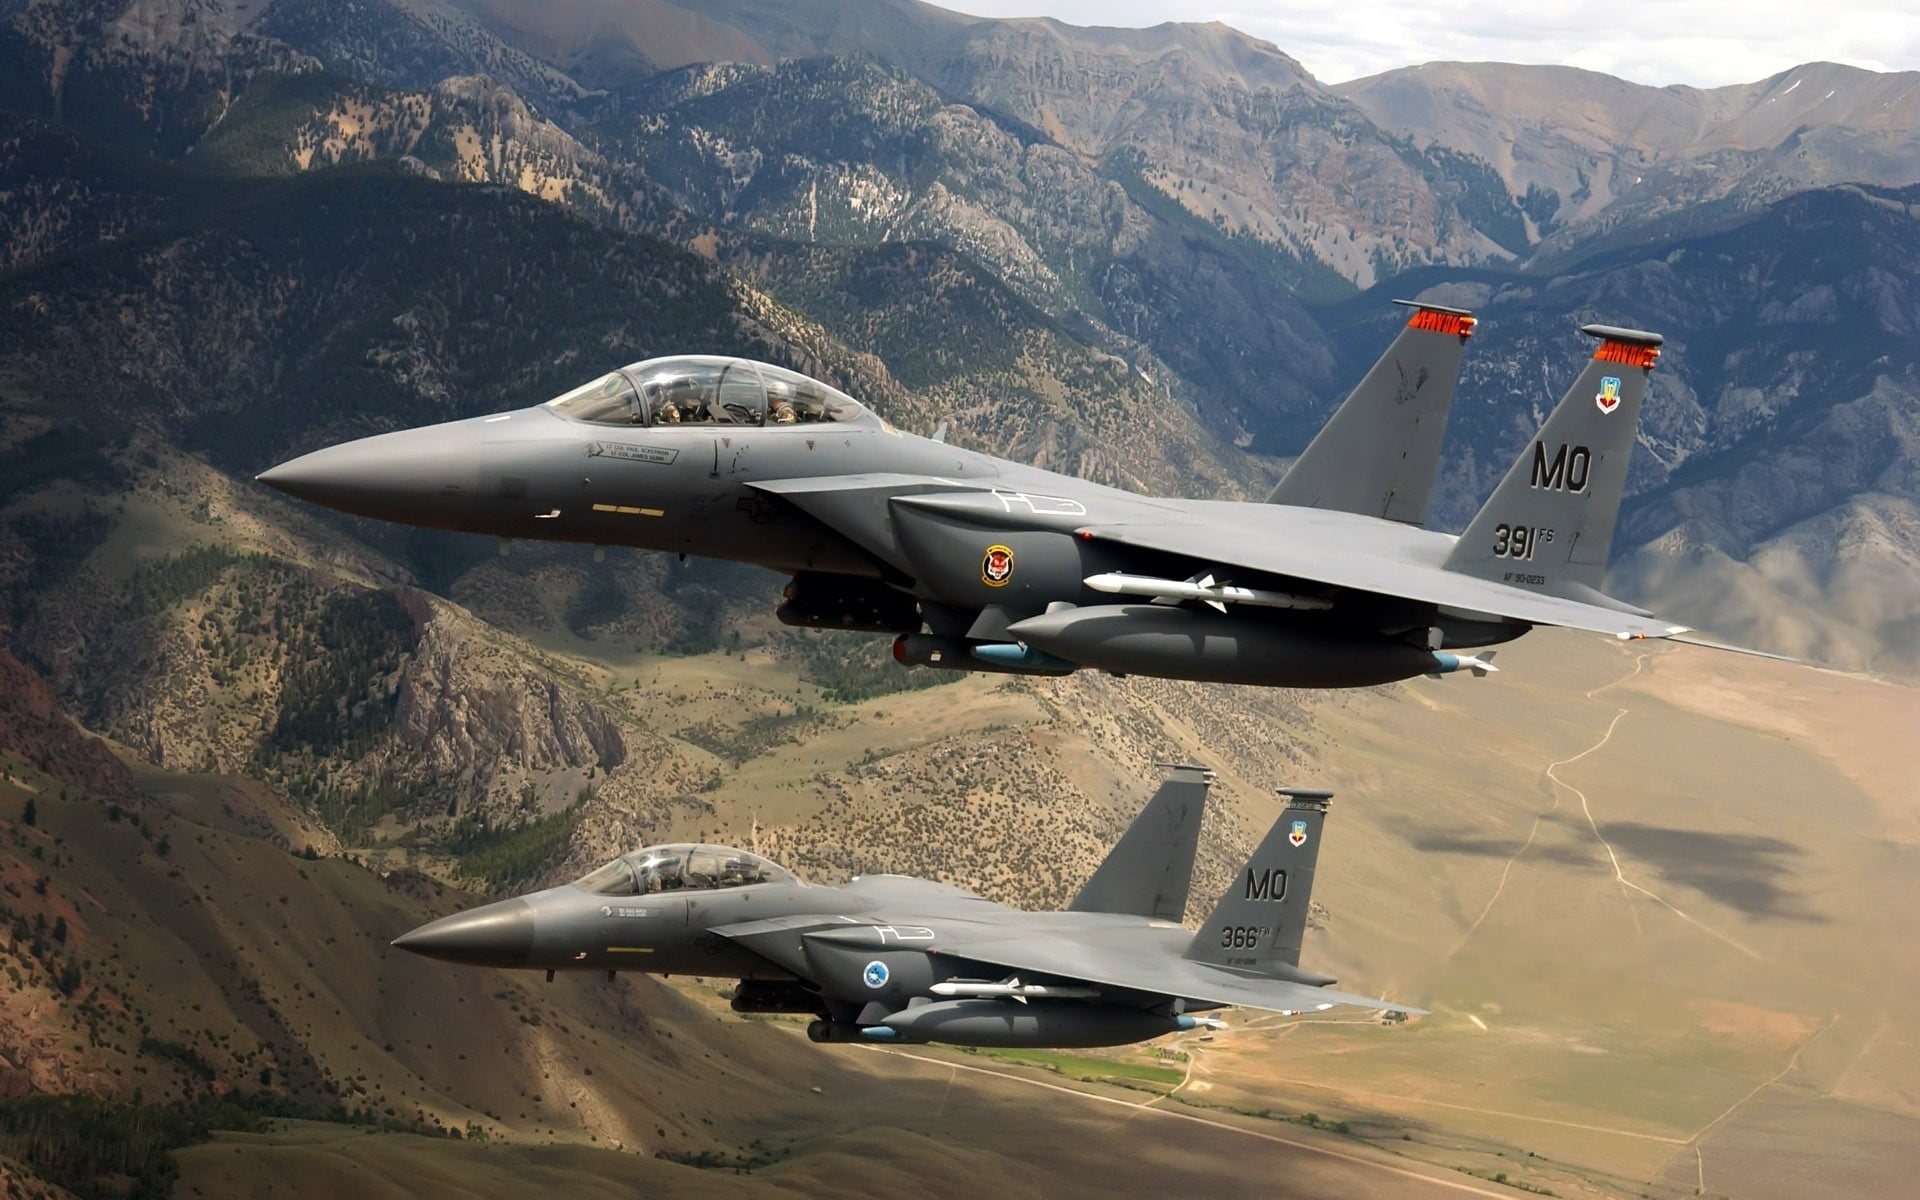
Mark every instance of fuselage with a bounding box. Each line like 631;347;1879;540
393;849;1211;1049
259;355;1534;687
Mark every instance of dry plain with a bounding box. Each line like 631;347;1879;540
9;538;1915;1197
496;619;1919;1198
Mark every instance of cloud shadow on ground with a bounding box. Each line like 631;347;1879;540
1411;815;1826;922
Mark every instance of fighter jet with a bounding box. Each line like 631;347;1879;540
392;767;1416;1048
260;303;1728;689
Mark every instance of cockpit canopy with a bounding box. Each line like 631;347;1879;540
544;356;868;428
571;844;795;895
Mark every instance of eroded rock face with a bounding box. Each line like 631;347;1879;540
393;592;629;798
0;649;140;806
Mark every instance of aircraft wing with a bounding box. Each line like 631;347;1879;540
1079;512;1691;642
922;919;1423;1017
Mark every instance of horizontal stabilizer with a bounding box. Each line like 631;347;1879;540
1654;633;1798;663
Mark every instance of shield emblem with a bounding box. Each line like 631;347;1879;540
1595;376;1622;414
981;544;1015;587
1288;819;1308;848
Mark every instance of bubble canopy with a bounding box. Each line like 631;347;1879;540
572;844;795;895
544;356;869;427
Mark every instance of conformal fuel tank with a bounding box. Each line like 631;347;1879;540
1004;604;1450;688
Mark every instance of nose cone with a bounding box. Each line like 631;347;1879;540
392;898;535;967
258;421;481;528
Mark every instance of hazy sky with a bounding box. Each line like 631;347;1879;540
946;0;1920;88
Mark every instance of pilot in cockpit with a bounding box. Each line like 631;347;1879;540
641;852;684;892
573;844;793;898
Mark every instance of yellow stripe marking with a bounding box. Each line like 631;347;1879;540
590;504;665;517
606;946;654;953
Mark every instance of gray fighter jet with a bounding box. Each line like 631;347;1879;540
261;303;1731;688
392;767;1416;1048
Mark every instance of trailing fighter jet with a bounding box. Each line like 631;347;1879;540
392;767;1417;1048
260;303;1729;688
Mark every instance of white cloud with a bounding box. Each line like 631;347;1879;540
943;0;1920;87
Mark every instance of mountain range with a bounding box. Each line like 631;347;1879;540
1;2;1918;1192
3;0;1915;672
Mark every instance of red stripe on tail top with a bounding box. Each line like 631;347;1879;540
1405;310;1477;338
1593;341;1660;369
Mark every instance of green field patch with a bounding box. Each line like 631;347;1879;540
443;803;583;893
967;1046;1183;1087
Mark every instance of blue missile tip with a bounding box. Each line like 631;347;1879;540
859;1026;900;1040
970;642;1079;674
1175;1015;1199;1031
1431;652;1462;672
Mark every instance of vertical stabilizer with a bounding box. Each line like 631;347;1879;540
1183;789;1331;977
1268;300;1475;526
1444;323;1663;596
1068;764;1213;921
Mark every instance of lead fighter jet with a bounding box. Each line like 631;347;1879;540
261;303;1731;689
393;767;1417;1048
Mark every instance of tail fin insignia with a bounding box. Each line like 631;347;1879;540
1267;300;1474;526
1184;789;1332;977
1444;322;1663;596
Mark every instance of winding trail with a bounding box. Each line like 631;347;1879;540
1656;1015;1840;1191
1449;650;1761;963
1446;652;1645;958
1561;712;1766;960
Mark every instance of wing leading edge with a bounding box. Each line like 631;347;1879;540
1077;516;1688;641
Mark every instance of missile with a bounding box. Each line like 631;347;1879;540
1004;605;1499;689
968;642;1079;674
869;998;1191;1048
892;634;1078;677
929;978;1101;1000
1426;651;1499;678
1084;572;1331;612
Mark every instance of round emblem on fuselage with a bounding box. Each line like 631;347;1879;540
981;544;1015;587
862;960;890;989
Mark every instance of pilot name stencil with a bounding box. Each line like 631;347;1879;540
587;442;679;465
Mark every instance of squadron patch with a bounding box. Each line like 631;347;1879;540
862;960;890;989
1288;819;1309;848
981;544;1015;587
1595;376;1622;414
